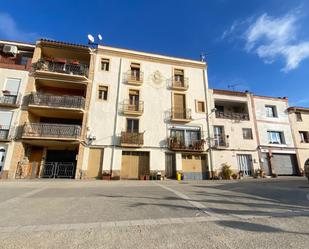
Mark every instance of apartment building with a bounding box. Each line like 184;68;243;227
81;45;210;180
207;89;259;176
252;95;299;176
0;40;34;179
7;39;94;179
288;107;309;172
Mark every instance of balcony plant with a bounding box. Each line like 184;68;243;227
54;58;67;63
2;90;11;96
71;59;80;65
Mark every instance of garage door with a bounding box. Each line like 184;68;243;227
87;148;103;179
272;154;297;175
121;151;149;179
182;154;208;180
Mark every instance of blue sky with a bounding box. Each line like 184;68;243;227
1;0;309;107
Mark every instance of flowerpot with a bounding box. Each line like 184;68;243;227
145;175;150;180
139;175;145;180
102;174;111;180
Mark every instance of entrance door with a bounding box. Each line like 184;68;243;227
87;148;103;179
29;147;43;178
271;154;297;175
182;154;208;180
165;153;176;179
0;148;6;173
262;153;271;176
173;93;186;119
237;154;253;176
43;150;77;178
121;151;149;179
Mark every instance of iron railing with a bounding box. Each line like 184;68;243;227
0;91;20;105
215;110;249;120
213;137;229;148
22;123;81;139
168;138;204;151
122;100;144;114
121;132;144;146
29;92;85;109
126;70;144;83
0;125;10;140
170;76;189;89
33;58;89;77
171;108;192;120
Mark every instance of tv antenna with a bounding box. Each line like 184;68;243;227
228;83;241;91
87;34;103;47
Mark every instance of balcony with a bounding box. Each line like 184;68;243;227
32;58;89;80
0;125;10;141
0;55;31;70
215;111;249;121
168;138;204;152
22;123;81;141
126;70;144;85
122;100;144;116
170;77;189;90
0;91;20;107
120;132;144;147
29;93;85;110
213;138;229;148
171;108;192;122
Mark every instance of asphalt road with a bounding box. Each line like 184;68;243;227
0;177;308;249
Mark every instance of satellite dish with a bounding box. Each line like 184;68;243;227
87;34;95;43
98;34;102;41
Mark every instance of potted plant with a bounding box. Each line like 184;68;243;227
220;164;233;180
2;90;11;96
102;172;111;180
71;59;80;65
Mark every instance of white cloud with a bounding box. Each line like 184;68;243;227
0;12;38;42
223;11;309;72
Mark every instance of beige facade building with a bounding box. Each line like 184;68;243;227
207;89;259;176
0;40;34;179
288;107;309;172
82;45;210;180
5;39;94;179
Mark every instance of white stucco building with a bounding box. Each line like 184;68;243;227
0;40;34;178
252;95;299;175
82;46;210;180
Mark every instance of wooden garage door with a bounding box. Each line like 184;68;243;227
121;151;149;179
87;148;103;178
272;154;297;175
182;154;207;173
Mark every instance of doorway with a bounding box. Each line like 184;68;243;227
165;153;176;179
237;154;253;176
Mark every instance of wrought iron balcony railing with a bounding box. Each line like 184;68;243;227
22;123;81;139
170;76;189;90
0;91;20;106
126;70;144;84
171;108;192;120
213;137;229;148
168;138;204;152
29;93;85;109
120;131;144;146
0;125;10;140
122;100;144;115
215;110;249;121
33;58;89;77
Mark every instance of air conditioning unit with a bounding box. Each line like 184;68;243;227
3;45;18;56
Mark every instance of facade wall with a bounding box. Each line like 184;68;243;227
86;46;208;177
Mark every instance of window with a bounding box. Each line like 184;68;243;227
127;119;139;133
130;63;141;80
214;126;226;146
4;78;21;96
296;112;302;122
170;127;201;147
299;131;309;143
0;111;13;140
267;131;285;144
265;105;277;118
98;85;108;100
101;58;110;71
242;128;253;140
174;69;184;85
196;101;205;113
215;105;224;113
20;56;29;65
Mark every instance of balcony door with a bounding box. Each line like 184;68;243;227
174;93;186;119
127;119;139;133
0;111;13;140
214;126;225;146
129;89;140;111
130;63;140;81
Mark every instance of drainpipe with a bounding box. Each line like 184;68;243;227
202;67;214;179
110;58;123;177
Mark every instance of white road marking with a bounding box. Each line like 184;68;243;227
0;216;218;233
0;187;47;207
154;182;211;216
